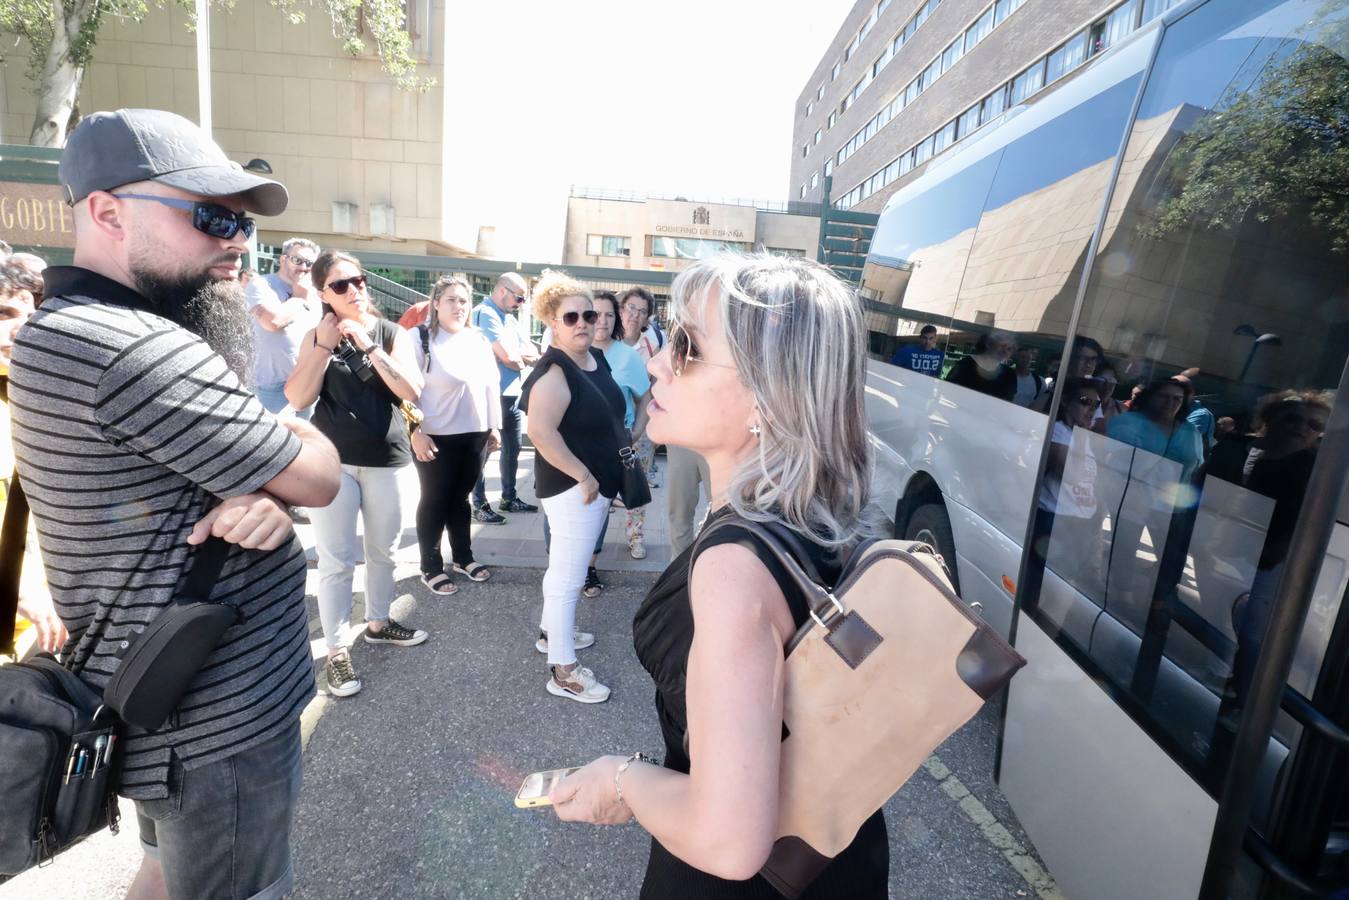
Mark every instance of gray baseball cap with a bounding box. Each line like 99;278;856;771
59;109;288;216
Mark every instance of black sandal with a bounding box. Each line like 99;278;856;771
452;562;492;582
420;572;458;595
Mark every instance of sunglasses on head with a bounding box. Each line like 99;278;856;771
286;254;314;269
560;310;598;327
114;193;255;240
325;274;367;295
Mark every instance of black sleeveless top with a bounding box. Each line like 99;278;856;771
631;507;889;899
519;346;625;500
312;318;411;468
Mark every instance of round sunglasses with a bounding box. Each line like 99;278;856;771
560;310;598;327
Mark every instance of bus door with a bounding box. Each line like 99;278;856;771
999;0;1349;897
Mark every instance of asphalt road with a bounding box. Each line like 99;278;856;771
2;565;1059;900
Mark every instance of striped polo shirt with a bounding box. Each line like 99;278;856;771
8;266;315;800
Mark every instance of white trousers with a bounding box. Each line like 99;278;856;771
309;464;405;651
538;484;609;665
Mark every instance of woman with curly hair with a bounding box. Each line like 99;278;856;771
520;271;626;704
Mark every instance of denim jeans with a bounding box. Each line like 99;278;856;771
135;721;303;900
537;484;609;666
309;464;405;650
474;395;523;504
254;380;313;421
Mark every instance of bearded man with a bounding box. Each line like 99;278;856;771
8;109;340;900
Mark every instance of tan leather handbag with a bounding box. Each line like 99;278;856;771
694;520;1026;897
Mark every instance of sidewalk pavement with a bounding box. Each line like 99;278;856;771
0;449;1058;899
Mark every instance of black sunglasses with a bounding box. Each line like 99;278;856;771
561;310;598;327
286;254;314;269
114;193;255;240
325;274;367;295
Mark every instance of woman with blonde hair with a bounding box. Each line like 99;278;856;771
520;270;627;704
549;254;888;896
409;274;501;594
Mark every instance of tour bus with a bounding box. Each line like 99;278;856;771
859;0;1349;896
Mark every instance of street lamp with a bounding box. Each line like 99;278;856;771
1234;325;1281;381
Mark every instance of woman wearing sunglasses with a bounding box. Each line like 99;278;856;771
285;250;428;699
520;271;626;704
547;254;888;897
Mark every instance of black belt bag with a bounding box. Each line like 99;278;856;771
102;537;237;731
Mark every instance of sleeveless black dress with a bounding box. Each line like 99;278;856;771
631;507;889;899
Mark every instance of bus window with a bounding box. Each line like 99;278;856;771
1020;0;1349;802
947;68;1146;411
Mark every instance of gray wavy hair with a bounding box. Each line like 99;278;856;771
670;253;878;549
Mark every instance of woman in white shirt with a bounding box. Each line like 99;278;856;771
410;275;502;594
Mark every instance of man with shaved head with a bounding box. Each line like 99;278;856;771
9;109;339;900
471;271;541;522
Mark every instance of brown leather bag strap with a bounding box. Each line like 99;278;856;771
691;517;843;628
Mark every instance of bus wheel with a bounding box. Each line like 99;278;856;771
906;503;960;595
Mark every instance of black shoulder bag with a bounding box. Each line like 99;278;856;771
1;482;235;880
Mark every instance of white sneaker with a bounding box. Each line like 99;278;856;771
546;665;610;704
535;630;595;653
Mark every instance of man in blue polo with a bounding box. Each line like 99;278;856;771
890;324;945;376
471;272;541;522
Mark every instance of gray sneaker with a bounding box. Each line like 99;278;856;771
325;652;361;698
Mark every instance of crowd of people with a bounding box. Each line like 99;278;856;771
0;107;900;900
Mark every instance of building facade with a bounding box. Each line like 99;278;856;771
562;188;819;275
790;0;1189;214
0;0;471;256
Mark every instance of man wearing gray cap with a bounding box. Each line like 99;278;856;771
8;109;341;900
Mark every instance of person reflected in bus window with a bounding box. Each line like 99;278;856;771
889;323;945;377
1124;382;1144;411
1091;361;1127;433
1206;390;1332;707
1036;335;1104;413
1011;347;1044;407
1106;378;1205;484
1214;415;1237;443
1024;377;1105;611
945;330;1017;401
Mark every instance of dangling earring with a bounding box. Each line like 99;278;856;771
750;424;762;436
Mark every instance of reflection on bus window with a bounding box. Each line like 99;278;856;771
1020;0;1349;796
945;330;1017;401
888;324;946;376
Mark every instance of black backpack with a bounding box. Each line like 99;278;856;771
0;478;120;881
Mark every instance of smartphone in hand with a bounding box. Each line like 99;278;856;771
514;767;580;808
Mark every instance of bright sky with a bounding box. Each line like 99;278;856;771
442;0;857;261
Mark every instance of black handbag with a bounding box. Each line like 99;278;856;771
1;476;120;880
616;431;653;510
101;536;235;731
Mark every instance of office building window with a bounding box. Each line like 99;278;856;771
943;35;964;70
828;111;837;129
994;0;1013;24
586;235;631;257
981;85;1006;122
650;236;752;259
825;158;834;177
817;83;825;101
831;60;840;81
966;7;994;48
958;104;981;138
1046;30;1088;83
799;184;807;199
806;100;814;117
802;143;809;158
814;129;822;145
1011;60;1045;104
811;172;820;190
